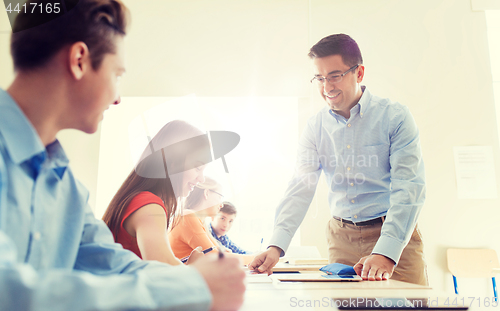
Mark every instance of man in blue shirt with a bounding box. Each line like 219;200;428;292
250;34;427;285
0;1;245;310
209;202;248;254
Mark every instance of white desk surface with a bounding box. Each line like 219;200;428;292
241;273;442;311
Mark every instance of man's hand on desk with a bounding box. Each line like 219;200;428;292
192;254;246;311
248;246;282;275
353;254;395;281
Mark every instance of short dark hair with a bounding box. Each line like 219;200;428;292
220;202;237;216
10;0;129;71
308;34;363;67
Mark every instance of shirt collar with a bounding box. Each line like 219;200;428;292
357;85;371;118
0;88;45;164
328;85;371;120
0;88;69;179
46;140;69;179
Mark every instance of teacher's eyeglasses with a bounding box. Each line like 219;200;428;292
310;64;359;85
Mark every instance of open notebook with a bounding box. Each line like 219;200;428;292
276;274;362;282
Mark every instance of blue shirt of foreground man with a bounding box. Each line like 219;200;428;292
249;34;427;285
0;1;244;310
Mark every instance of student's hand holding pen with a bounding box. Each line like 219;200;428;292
248;246;282;275
184;246;204;265
191;251;245;311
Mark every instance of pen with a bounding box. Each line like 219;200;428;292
259;238;263;252
214;240;224;259
180;246;215;263
202;246;215;254
219;247;224;259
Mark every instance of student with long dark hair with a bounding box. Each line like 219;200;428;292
103;120;208;265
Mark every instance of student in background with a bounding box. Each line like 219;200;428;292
169;176;223;259
103;120;208;266
170;178;255;265
210;202;249;254
0;1;244;310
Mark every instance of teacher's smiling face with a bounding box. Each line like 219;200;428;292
312;54;364;119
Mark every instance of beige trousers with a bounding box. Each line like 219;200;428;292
325;217;428;286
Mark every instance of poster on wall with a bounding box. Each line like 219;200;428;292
453;146;498;199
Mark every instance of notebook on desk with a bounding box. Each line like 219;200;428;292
276;274;362;282
271;262;323;273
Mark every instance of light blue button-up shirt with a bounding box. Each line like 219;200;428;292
269;87;425;264
0;89;212;311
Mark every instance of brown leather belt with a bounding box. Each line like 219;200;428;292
333;216;384;226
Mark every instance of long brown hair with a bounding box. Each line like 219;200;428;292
103;120;205;240
102;167;178;241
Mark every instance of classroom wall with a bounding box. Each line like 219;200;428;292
1;0;499;297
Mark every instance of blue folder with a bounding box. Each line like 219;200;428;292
320;263;357;275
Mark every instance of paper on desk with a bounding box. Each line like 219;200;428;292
245;271;272;283
453;146;498;199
